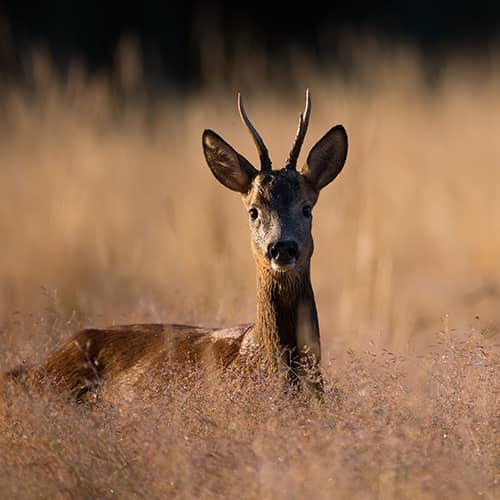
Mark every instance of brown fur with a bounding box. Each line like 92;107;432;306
4;324;252;401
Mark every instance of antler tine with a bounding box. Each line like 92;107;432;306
238;93;272;172
285;88;311;170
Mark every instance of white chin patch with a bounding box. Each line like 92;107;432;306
271;260;297;272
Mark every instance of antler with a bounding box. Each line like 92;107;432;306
285;89;311;170
238;93;272;172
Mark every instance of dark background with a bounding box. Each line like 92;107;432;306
1;1;499;87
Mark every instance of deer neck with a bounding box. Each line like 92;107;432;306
253;263;321;364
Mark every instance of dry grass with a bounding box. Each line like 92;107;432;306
0;41;499;498
1;328;498;499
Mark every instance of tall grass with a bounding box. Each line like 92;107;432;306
0;40;499;498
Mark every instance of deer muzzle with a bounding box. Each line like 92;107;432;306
267;240;300;271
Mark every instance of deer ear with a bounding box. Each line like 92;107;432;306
301;125;348;192
202;130;258;193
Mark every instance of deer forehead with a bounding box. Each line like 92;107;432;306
243;170;317;209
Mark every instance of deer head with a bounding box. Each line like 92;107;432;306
202;90;348;274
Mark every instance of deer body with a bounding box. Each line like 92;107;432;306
4;91;348;401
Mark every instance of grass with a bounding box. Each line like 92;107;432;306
1;327;497;499
0;40;499;498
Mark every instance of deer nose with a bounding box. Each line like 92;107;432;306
268;240;299;265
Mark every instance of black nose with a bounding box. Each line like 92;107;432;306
268;240;299;264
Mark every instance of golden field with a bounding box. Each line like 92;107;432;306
0;42;498;498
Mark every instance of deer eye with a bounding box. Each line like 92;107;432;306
249;208;259;221
302;205;312;218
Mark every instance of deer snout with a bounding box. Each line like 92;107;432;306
267;240;300;269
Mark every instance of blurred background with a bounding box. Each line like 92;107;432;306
0;1;499;360
2;1;500;88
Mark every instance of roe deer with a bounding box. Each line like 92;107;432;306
3;90;348;400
